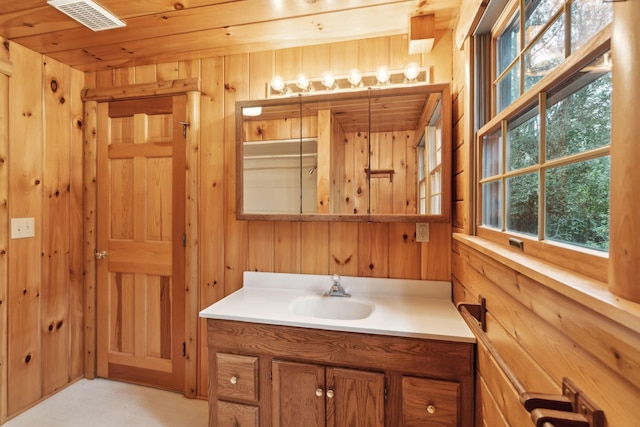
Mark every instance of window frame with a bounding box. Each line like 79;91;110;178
475;21;612;283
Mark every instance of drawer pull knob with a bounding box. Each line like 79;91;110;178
326;390;335;399
427;405;436;414
316;388;323;397
230;376;238;385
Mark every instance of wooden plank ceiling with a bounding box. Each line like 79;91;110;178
0;0;462;72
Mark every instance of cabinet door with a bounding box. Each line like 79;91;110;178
326;367;385;427
272;361;325;427
402;376;459;427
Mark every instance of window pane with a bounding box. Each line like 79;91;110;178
482;181;502;229
482;129;502;178
546;65;612;160
507;107;539;171
524;0;564;45
571;0;613;53
545;157;610;251
525;16;564;90
507;173;538;235
497;12;520;76
496;64;521;113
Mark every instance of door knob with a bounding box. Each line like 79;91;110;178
95;250;108;260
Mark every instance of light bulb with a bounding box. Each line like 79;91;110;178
270;75;286;93
296;73;311;91
320;71;336;90
403;63;420;82
376;66;391;85
347;68;362;87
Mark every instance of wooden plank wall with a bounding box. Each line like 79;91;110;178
0;44;11;424
2;41;84;419
451;31;640;427
83;31;454;399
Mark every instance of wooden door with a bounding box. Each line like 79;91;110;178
326;367;385;427
96;96;186;391
272;360;325;427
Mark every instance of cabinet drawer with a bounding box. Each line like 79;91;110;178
217;353;259;401
402;376;459;427
217;401;259;427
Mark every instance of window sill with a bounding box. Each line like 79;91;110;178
453;233;640;333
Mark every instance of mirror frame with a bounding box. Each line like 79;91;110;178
236;83;451;223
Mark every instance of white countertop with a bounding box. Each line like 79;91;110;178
199;272;476;343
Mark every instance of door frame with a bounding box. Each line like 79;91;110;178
81;78;201;397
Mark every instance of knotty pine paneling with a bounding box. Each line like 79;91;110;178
42;56;71;396
69;56;85;384
452;239;640;427
198;56;226;398
85;33;456;400
451;37;470;234
4;41;84;418
8;42;44;415
0;44;10;424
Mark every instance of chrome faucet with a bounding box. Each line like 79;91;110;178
325;274;351;297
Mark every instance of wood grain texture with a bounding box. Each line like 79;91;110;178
83;100;98;379
207;320;473;379
208;319;474;427
68;63;85;383
272;361;325;427
198;56;226;397
82;34;456;402
609;0;640;303
8;42;44;415
453;239;640;427
42;56;71;395
326;367;384;427
402;376;459;427
184;91;200;397
216;353;259;402
0;68;9;425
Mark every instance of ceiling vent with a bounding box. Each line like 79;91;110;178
48;0;126;32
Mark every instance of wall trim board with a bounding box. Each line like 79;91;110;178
81;77;201;102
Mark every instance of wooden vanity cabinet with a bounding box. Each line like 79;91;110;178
207;319;474;427
272;361;384;427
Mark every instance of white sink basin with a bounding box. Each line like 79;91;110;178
289;295;373;320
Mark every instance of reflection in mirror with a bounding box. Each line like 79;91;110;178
243;138;317;213
236;84;451;222
418;95;443;215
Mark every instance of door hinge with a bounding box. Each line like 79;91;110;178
269;371;272;384
182;233;187;248
384;385;388;400
182;342;186;357
179;121;190;138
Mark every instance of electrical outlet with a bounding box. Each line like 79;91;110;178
416;223;429;242
11;217;35;239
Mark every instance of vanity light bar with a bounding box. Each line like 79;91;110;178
266;64;430;98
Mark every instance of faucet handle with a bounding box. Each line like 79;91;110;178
332;273;341;283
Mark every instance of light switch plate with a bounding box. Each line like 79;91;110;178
11;217;35;239
416;223;429;242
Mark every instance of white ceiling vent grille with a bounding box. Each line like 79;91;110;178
48;0;126;32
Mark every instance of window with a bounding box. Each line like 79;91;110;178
418;106;443;215
477;0;612;262
493;0;612;113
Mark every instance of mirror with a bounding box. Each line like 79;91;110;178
236;83;451;222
